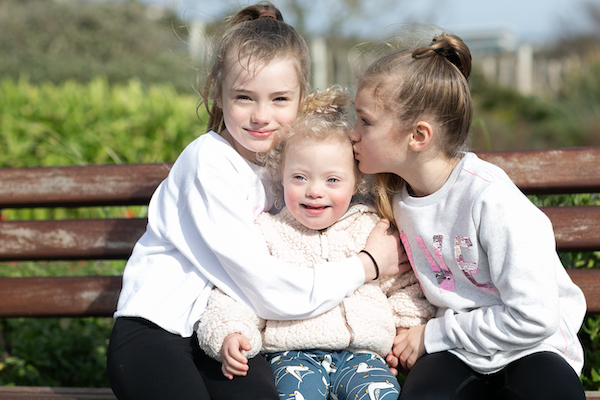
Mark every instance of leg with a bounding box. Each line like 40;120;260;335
107;317;279;400
495;351;585;400
331;352;400;400
107;317;210;400
267;350;330;399
399;352;490;400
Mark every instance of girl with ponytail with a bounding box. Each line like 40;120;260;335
351;32;586;399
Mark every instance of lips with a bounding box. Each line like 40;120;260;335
301;204;329;215
246;129;274;139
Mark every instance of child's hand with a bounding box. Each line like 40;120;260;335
386;327;409;376
220;333;252;380
392;324;426;371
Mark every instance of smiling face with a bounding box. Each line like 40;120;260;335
220;57;301;162
282;137;358;231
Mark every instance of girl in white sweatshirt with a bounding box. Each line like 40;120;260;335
106;4;407;400
351;31;586;400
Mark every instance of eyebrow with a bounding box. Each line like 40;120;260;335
230;88;296;97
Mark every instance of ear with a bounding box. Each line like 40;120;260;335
408;121;433;152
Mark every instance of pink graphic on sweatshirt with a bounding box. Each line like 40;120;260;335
454;236;496;292
400;232;425;292
416;235;455;292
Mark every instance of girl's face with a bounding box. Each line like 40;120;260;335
282;138;357;231
351;87;409;175
220;57;301;162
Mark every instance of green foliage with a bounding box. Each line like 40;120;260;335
0;318;114;387
0;0;196;92
0;77;203;168
470;77;590;150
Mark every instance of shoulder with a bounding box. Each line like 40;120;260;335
456;153;523;203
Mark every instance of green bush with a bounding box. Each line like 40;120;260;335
0;76;202;168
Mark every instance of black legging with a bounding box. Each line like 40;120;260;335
106;317;279;400
399;351;585;400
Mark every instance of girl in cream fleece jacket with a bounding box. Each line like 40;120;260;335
196;87;434;400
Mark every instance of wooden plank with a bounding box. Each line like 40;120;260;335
0;163;171;209
568;269;600;313
0;276;121;317
0;219;147;261
0;207;597;261
477;147;600;194
541;206;600;252
0;386;116;399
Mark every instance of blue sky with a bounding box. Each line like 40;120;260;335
145;0;599;45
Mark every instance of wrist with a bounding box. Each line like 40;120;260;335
359;250;379;281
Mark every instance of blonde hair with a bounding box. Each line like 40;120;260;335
198;2;311;134
261;85;365;206
357;33;473;225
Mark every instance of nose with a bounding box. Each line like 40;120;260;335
306;182;325;199
251;104;271;125
349;128;360;143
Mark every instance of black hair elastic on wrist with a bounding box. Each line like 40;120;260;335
359;250;379;280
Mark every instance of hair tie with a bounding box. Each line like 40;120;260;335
258;10;277;19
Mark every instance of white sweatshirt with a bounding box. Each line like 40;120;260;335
114;131;365;337
396;152;586;375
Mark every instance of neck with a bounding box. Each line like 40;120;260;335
405;154;459;197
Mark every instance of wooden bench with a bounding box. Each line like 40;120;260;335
0;147;599;398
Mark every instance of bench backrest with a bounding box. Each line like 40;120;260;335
0;147;599;317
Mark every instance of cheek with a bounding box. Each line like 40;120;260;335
283;185;300;207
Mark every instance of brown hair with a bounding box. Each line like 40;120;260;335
357;33;473;225
199;2;311;134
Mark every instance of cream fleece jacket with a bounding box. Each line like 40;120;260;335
197;202;435;360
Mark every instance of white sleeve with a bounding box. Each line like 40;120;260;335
150;141;365;320
425;183;561;355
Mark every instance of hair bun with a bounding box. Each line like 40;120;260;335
429;35;472;80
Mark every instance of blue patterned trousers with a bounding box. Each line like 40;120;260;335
266;350;400;400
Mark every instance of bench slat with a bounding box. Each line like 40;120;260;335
0;219;147;261
477;147;600;194
1;270;598;318
542;206;600;252
0;276;121;318
0;146;598;211
567;269;600;313
0;163;171;208
0;207;597;261
0;386;116;399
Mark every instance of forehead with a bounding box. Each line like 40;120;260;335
285;138;354;168
224;55;299;85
